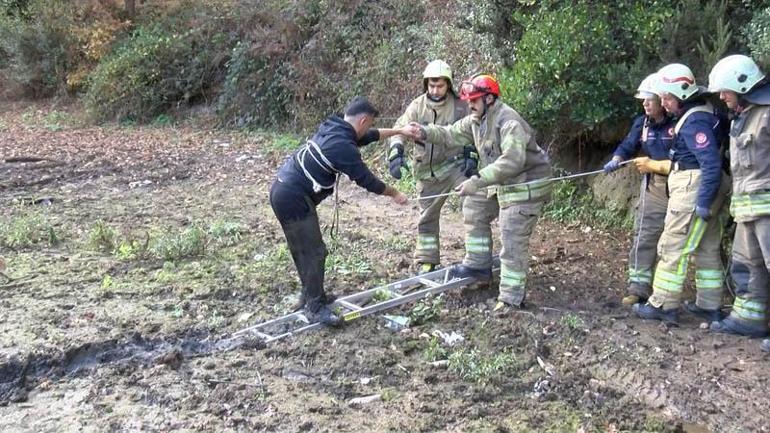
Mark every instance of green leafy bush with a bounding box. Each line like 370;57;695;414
746;7;770;70
85;3;236;122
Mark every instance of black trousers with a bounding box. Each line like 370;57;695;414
270;180;328;313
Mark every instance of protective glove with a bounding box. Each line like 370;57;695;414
695;205;711;221
455;175;484;196
603;158;622;173
634;157;671;175
462;145;480;177
388;143;408;179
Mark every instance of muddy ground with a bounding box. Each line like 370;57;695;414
0;102;768;433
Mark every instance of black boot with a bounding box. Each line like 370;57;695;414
633;303;679;325
683;300;724;322
449;264;492;282
709;317;768;338
761;339;770;353
305;304;343;327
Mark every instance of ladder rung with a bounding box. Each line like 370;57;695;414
418;278;442;288
336;300;363;311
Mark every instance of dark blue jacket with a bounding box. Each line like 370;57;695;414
272;116;385;221
670;101;724;210
613;114;675;161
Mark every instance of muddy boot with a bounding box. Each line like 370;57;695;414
761;339;770;353
305;304;342;327
449;265;492;282
683;300;724;323
709;317;768;338
493;299;526;313
623;282;650;306
418;263;437;275
633;303;679;325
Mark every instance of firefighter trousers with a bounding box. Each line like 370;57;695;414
414;164;467;266
462;192;545;306
724;217;770;332
627;174;668;298
648;169;729;310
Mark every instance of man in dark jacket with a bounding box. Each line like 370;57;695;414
270;96;411;326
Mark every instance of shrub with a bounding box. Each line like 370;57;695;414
746;7;770;70
85;2;236;122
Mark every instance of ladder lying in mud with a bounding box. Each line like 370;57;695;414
232;258;501;345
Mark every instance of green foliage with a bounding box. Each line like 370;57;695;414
150;225;208;261
409;295;443;326
85;2;236;122
372;288;394;303
560;313;586;331
746;7;770;70
0;208;58;249
207;219;243;247
88;220;118;251
543;178;632;230
0;0;76;96
448;347;518;385
423;336;448;362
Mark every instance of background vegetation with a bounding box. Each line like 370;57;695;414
3;0;770;219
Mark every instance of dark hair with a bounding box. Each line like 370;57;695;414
344;96;379;117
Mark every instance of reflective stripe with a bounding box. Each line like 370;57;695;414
417;234;439;251
497;179;552;206
653;268;685;294
500;265;526;288
731;193;770;219
466;235;491;254
429;158;463;179
733;297;767;321
695;269;723;289
629;268;653;284
676;217;706;276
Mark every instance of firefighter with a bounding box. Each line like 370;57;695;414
633;63;730;325
270;96;411;326
603;73;675;305
406;74;552;309
387;60;474;274
707;55;770;340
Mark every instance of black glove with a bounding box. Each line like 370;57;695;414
462;145;479;177
388;143;408;179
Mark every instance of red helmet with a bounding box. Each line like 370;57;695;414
459;74;500;100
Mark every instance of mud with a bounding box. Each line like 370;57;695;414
0;102;769;432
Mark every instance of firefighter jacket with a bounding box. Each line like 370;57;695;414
613;114;675;161
729;101;770;222
424;101;551;207
389;94;469;181
668;101;725;210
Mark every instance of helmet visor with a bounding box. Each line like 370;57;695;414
460;81;487;100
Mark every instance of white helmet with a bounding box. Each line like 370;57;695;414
423;59;453;91
635;73;659;99
655;63;698;100
708;54;765;94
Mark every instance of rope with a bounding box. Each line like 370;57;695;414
412;159;636;202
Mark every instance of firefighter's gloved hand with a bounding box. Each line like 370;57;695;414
603;158;622;173
695;205;711;221
388;143;408;179
455;175;484;196
462;146;479;177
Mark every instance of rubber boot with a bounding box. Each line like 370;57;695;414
449;264;492;282
305;304;342;327
633;303;679;325
683;300;724;323
709;317;768;338
418;263;437;275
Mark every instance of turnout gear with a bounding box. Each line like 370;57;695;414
424;93;551;308
389;80;470;268
462;145;480;177
388;143;408;179
610;108;675;302
459;74;500;100
423;59;454;93
635;73;659;99
644;102;729;312
655;63;699;100
708;55;765;94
